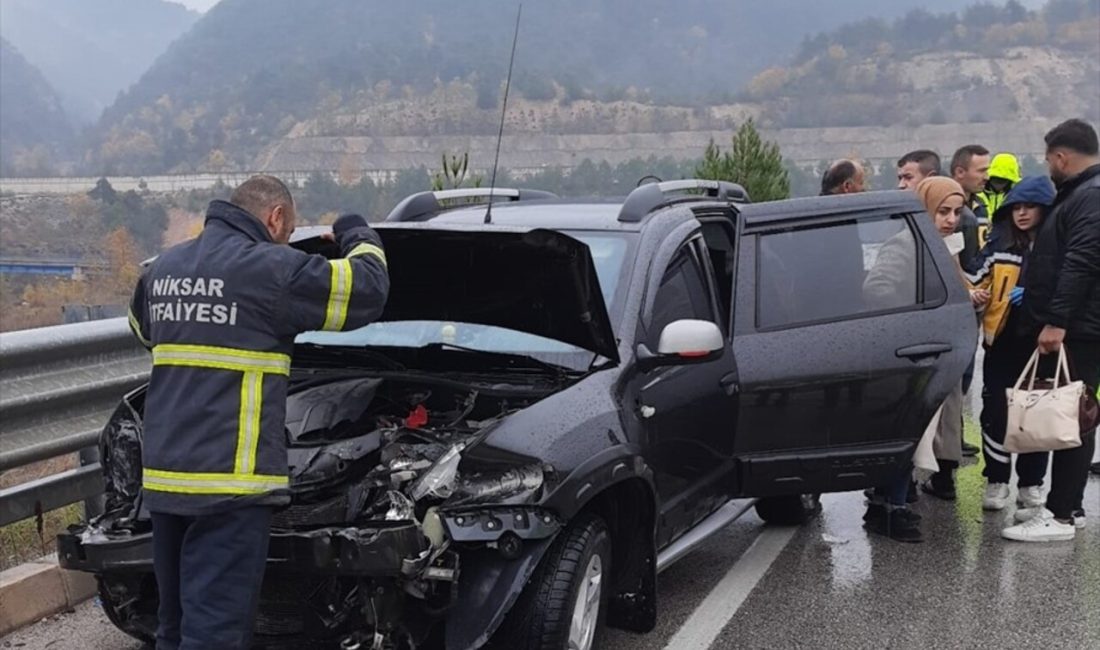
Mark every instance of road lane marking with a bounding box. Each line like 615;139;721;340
661;525;797;650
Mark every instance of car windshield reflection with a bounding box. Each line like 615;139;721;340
295;231;631;364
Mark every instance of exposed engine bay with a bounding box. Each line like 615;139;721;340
285;375;549;524
72;371;565;648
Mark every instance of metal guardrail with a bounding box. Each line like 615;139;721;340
0;170;400;195
0;318;149;526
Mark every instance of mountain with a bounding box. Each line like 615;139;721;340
0;0;199;124
88;0;996;174
0;39;73;176
743;0;1100;128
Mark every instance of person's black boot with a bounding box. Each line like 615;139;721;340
865;506;924;543
1091;461;1100;476
921;462;957;501
865;502;922;523
961;441;979;457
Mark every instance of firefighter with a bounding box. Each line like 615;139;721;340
127;175;389;649
978;152;1022;221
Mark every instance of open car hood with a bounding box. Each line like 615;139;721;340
291;225;619;363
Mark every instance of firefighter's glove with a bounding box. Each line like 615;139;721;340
333;213;369;237
332;213;382;253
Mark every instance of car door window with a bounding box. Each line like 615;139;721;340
756;215;943;330
700;220;736;332
648;246;714;348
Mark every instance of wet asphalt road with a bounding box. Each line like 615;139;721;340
6;464;1098;650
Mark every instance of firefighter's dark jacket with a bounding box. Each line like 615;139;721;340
1022;164;1100;341
128;201;389;515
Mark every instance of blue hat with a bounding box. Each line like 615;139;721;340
994;176;1055;220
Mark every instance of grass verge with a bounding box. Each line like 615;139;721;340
0;504;84;572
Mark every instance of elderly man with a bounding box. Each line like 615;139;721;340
820;159;866;195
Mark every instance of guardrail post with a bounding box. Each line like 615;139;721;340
79;446;105;520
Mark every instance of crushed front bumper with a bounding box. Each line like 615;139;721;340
58;522;431;576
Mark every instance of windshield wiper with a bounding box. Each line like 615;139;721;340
421;342;573;378
293;343;405;371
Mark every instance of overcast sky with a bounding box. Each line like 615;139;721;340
170;0;1049;14
172;0;219;12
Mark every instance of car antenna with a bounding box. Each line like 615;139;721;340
485;3;522;225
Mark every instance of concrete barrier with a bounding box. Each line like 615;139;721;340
0;555;97;635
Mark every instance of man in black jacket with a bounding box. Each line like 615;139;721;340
1003;119;1100;543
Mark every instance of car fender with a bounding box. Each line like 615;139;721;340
542;445;659;633
445;448;658;648
541;443;655;519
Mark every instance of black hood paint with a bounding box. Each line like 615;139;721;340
292;226;619;362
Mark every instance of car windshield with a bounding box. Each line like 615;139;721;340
295;231;633;369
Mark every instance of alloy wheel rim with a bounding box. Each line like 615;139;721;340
568;553;603;650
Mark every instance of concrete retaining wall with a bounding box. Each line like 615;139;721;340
0;555;97;636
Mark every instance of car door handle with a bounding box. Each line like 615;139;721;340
720;372;739;395
895;343;953;360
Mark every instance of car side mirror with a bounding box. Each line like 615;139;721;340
636;319;725;372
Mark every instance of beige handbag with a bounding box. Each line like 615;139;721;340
1004;347;1085;453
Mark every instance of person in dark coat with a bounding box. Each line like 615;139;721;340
1002;119;1100;542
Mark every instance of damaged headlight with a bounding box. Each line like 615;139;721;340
383;490;416;521
449;465;544;506
404;440;546;506
408;442;466;501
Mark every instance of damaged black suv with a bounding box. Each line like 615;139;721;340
59;181;976;650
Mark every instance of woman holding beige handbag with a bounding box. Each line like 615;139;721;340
966;176;1054;513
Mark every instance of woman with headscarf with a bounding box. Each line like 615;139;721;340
966;176;1056;513
861;177;988;542
915;178;990;500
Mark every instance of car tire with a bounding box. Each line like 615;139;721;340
97;577;156;647
754;493;822;525
492;514;612;650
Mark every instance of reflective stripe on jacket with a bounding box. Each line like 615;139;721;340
967;248;1023;346
128;201;389;515
967;176;1056;346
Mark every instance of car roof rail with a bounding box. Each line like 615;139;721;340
617;179;751;223
384;187;559;222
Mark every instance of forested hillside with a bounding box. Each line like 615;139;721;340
743;0;1100;127
0;39;73;176
87;0;987;173
0;0;199;124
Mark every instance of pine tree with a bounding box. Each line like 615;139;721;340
695;139;729;182
694;119;790;202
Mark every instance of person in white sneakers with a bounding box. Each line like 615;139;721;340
966;176;1054;513
1002;119;1100;543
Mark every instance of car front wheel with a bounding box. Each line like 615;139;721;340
493;514;612;650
